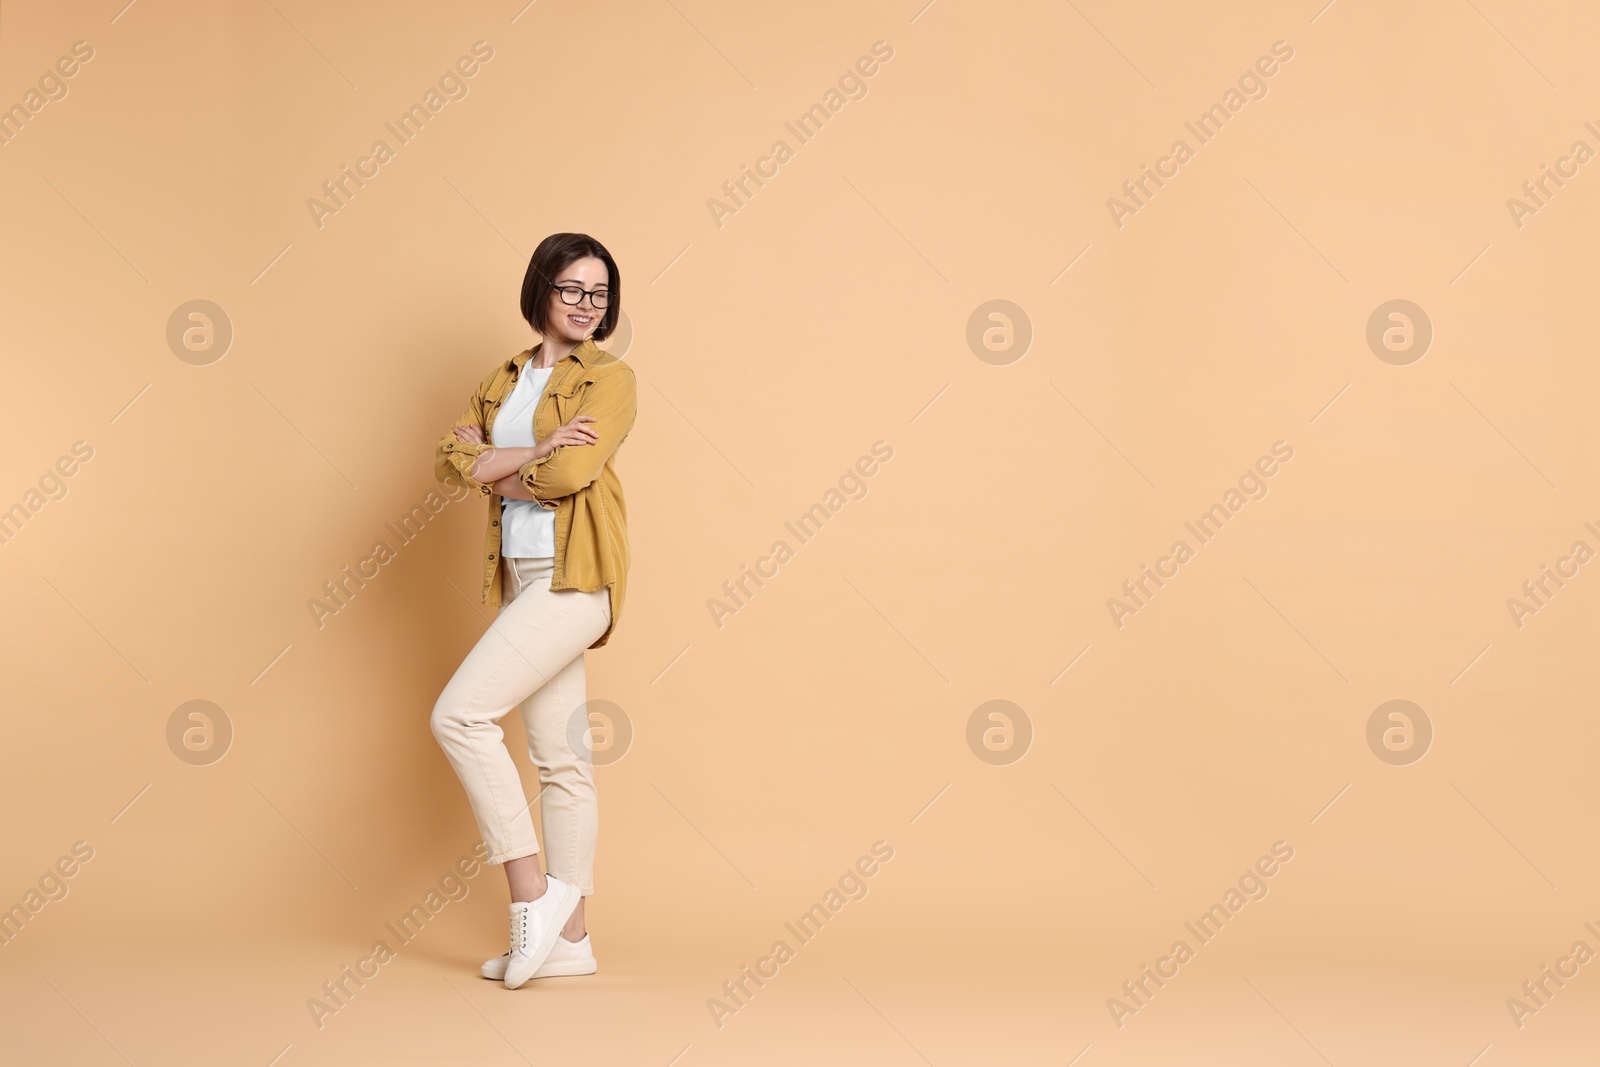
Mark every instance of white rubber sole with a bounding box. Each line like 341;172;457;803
480;952;597;980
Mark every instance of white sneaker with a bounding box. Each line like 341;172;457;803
503;876;582;989
480;932;598;980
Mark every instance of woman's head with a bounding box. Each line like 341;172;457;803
520;233;620;344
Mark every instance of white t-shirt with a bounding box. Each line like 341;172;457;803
491;364;555;559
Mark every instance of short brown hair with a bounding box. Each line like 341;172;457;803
519;233;621;342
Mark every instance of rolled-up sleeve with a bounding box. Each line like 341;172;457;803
434;385;495;497
517;364;637;508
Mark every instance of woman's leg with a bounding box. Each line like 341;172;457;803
429;556;609;900
519;649;598;938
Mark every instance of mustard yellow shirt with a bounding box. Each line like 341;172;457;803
434;337;636;648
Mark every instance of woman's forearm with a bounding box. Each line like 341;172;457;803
492;473;535;500
469;445;542;483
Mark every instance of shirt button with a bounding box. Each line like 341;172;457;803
488;554;496;560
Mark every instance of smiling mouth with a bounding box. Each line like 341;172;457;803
569;314;594;326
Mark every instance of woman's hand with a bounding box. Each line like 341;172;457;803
457;414;595;487
532;414;599;460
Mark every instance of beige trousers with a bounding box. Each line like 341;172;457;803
430;555;611;892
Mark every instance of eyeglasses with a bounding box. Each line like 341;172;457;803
536;267;610;309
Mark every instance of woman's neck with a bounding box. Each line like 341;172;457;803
532;336;581;368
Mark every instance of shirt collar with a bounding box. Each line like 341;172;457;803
511;336;599;373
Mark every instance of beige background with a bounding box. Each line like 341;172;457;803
2;0;1598;1063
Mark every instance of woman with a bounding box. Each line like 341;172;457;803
430;232;637;989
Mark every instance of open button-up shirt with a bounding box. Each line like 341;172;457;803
434;337;636;648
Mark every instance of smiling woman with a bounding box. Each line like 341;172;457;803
428;232;637;990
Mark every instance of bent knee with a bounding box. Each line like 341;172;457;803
429;696;464;741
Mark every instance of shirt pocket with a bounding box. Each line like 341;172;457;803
548;372;597;423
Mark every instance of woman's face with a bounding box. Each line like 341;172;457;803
545;256;610;344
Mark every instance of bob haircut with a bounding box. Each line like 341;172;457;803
519;232;621;343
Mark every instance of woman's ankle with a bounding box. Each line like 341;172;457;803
507;866;548;903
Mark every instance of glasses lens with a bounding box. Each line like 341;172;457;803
553;283;608;308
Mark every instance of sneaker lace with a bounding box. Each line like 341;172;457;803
510;907;530;952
